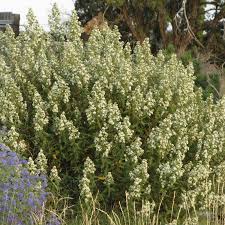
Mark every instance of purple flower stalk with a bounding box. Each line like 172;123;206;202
0;144;60;225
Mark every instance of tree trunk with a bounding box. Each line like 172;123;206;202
158;7;168;48
121;5;147;43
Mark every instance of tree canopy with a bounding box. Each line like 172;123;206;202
75;0;225;60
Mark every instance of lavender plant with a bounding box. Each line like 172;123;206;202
0;143;47;224
0;144;62;225
2;3;225;219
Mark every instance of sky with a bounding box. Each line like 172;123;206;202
0;0;75;29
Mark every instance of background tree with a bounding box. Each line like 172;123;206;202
75;0;225;98
75;0;225;57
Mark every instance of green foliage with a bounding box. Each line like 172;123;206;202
1;5;225;220
105;0;124;6
104;0;165;8
195;72;221;100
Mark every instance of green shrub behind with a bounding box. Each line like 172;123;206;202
1;4;225;218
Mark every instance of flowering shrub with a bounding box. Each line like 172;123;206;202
0;144;47;224
1;3;225;216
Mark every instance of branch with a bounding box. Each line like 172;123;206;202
174;0;204;48
206;73;220;98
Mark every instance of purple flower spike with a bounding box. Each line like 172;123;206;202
0;143;59;225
